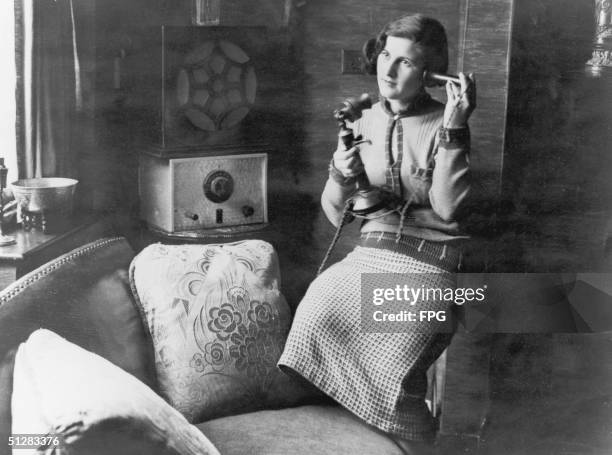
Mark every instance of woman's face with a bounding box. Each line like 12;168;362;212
377;36;425;107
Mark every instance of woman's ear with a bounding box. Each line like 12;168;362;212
361;38;378;75
423;70;438;88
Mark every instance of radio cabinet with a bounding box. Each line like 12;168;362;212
139;151;267;233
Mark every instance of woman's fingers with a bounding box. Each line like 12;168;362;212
333;146;363;177
446;80;462;106
459;72;477;107
459;71;469;93
344;165;364;177
445;81;454;102
444;72;477;127
334;145;359;160
448;72;477;110
341;156;364;176
468;72;477;107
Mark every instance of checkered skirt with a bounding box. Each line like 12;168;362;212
277;245;455;441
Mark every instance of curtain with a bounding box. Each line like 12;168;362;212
0;2;17;185
17;0;82;179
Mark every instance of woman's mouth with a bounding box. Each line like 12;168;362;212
381;79;396;87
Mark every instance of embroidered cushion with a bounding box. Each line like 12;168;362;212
10;329;220;455
129;240;314;423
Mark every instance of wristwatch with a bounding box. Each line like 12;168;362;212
438;126;470;144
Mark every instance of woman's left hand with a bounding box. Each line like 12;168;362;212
443;72;476;128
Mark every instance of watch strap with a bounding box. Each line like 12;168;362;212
438;126;470;146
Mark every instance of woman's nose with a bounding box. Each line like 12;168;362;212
384;61;397;78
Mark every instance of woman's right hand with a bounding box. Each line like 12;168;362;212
332;145;364;178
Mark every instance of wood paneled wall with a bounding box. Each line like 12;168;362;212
501;0;610;272
458;0;513;194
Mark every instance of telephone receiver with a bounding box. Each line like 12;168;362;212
423;71;461;87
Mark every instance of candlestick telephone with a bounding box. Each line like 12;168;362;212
333;93;398;218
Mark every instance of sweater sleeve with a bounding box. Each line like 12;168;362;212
321;174;356;227
320;131;360;227
429;127;471;222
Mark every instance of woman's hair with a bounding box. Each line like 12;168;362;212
362;14;449;85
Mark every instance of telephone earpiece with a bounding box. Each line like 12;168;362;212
423;70;461;86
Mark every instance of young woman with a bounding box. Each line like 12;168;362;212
278;14;476;454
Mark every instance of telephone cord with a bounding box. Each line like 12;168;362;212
316;199;354;276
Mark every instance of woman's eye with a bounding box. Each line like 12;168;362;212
401;59;413;67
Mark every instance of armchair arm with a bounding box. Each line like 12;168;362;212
0;237;158;455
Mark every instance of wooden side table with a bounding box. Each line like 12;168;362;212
0;215;115;290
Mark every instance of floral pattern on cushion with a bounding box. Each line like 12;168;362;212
193;286;283;383
130;240;311;423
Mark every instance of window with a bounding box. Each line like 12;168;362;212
0;0;17;184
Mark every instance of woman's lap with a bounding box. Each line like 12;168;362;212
278;246;455;441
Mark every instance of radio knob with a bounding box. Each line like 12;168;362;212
184;211;199;221
203;170;234;203
242;205;255;217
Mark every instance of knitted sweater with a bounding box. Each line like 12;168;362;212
322;94;471;242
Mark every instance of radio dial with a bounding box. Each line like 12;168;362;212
203;170;234;203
